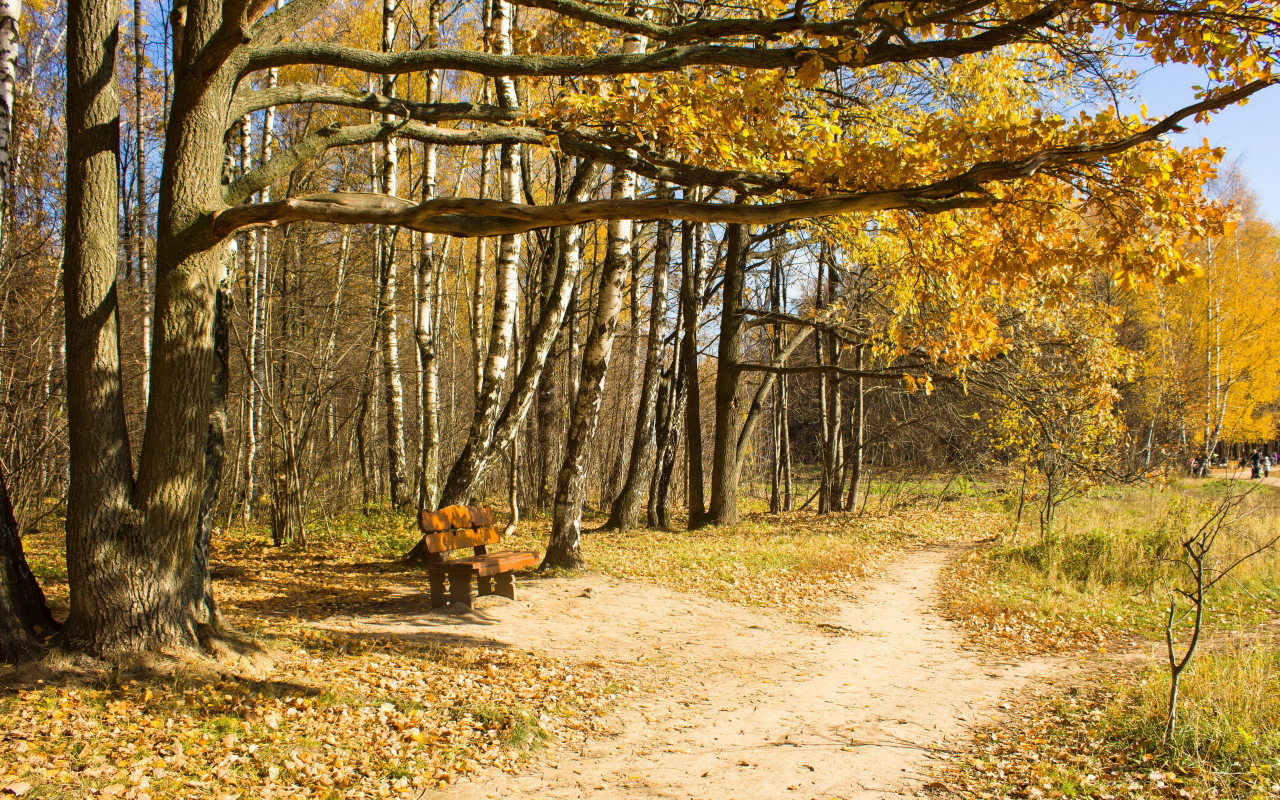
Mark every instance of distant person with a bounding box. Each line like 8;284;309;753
1265;456;1272;479
1251;450;1261;479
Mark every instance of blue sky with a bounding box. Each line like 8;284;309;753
1131;61;1280;224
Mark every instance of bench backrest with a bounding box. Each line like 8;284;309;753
418;505;498;555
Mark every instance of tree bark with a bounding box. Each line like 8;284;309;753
603;194;671;530
61;0;250;656
845;344;865;510
436;0;527;508
679;206;706;528
59;0;147;654
0;464;59;663
0;0;18;248
706;222;748;526
415;2;441;513
377;0;410;509
433;158;598;508
542;166;634;569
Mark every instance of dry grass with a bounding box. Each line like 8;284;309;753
932;637;1280;800
940;482;1280;655
505;504;1006;620
935;480;1280;799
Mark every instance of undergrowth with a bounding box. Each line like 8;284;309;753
942;482;1280;654
938;480;1280;799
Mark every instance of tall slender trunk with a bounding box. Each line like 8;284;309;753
769;245;783;513
679;203;706;529
781;372;793;510
542;165;634;569
604;192;671;530
0;0;15;243
433;159;598;510
845;344;865;510
377;0;409;509
244;74;276;519
131;0;152;410
650;277;686;529
438;0;521;507
415;53;441;510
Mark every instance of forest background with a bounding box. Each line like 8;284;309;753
0;0;1277;663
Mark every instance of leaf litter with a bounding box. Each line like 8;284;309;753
2;516;622;799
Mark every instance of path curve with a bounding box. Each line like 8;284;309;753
321;545;1056;799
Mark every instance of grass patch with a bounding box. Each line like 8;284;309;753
1115;638;1280;791
503;504;1007;619
942;483;1280;653
934;638;1280;799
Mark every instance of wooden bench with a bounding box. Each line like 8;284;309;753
416;505;538;609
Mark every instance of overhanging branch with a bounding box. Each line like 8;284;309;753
212;191;994;239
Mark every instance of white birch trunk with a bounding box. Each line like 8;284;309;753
378;0;409;508
0;0;18;245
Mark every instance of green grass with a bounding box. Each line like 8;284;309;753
449;703;552;751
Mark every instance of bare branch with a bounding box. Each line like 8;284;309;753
229;83;519;125
224;121;551;206
212;190;994;239
241;1;1070;78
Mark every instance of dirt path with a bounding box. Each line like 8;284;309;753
320;545;1056;799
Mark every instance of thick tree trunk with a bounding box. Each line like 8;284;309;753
0;464;59;663
542;167;633;569
603;201;671;530
59;0;147;654
62;0;247;655
706;222;748;526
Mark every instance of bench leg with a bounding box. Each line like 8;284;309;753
477;575;494;597
495;572;516;601
448;571;473;609
428;571;448;608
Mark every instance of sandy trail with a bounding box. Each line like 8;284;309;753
320;545;1056;799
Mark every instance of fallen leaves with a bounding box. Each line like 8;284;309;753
2;516;622;799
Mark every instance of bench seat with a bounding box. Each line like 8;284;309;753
433;551;538;576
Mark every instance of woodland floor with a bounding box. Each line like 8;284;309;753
319;544;1069;799
9;496;1271;799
